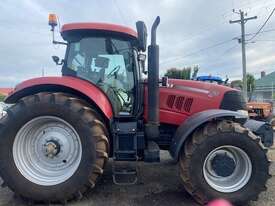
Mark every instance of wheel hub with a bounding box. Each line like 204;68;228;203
211;152;236;177
44;140;61;158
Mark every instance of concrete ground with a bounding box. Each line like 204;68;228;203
0;150;274;206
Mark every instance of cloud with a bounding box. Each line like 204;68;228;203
0;0;275;87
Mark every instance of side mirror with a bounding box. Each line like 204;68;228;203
138;54;147;74
52;56;63;65
136;21;147;52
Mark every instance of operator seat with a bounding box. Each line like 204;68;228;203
106;87;122;115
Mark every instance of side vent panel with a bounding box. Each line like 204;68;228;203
166;95;194;113
167;95;176;108
184;98;193;112
175;96;185;110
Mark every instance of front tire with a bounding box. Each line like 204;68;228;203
179;120;270;205
0;92;109;203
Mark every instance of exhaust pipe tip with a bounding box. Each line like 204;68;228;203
151;16;160;45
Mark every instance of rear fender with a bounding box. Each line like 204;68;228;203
169;109;247;160
244;119;274;147
5;77;113;120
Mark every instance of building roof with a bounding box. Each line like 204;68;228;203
61;22;138;38
0;88;13;96
256;71;275;87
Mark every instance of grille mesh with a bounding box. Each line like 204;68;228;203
166;95;193;112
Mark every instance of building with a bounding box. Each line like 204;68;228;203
253;71;275;101
0;88;13;96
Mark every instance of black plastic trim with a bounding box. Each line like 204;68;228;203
169;109;247;160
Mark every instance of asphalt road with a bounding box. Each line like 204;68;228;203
0;151;274;206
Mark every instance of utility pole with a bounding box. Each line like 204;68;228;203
230;10;257;102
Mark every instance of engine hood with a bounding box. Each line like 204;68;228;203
144;79;240;125
168;79;234;98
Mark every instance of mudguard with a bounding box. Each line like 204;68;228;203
5;76;113;120
169;109;247;160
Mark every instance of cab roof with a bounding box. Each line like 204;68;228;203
61;22;138;38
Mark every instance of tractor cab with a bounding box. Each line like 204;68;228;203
60;23;142;116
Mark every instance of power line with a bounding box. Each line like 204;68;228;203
160;39;234;65
246;28;275;36
222;1;275;19
221;44;238;55
194;45;239;71
254;39;275;42
112;0;127;25
247;8;275;41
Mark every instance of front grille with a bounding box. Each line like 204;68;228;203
220;90;246;111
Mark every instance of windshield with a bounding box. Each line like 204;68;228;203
65;37;136;115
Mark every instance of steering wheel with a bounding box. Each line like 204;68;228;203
107;65;121;79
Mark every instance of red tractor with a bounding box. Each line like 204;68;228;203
0;15;273;205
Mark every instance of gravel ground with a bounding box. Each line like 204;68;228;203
0;150;274;206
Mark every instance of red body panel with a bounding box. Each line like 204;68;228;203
61;23;137;38
8;76;113;119
144;79;236;125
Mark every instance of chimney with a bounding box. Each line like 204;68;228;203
261;71;266;78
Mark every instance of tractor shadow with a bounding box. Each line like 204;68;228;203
84;151;199;206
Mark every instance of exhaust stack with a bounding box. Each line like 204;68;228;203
146;16;160;139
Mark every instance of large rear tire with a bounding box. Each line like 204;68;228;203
179;120;270;205
0;92;109;203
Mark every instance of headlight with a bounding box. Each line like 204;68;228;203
237;110;249;117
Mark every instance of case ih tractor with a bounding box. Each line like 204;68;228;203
0;15;273;205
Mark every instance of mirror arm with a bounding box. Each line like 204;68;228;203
51;26;68;45
53;40;68;45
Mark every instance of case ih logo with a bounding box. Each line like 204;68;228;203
208;90;220;97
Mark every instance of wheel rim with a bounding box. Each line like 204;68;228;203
203;145;252;193
13;116;82;186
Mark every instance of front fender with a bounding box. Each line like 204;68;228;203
169;109;247;160
5;76;113;120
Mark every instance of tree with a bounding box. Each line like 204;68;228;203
191;65;199;80
0;95;5;102
247;73;255;93
165;66;199;80
231;80;243;90
230;74;256;100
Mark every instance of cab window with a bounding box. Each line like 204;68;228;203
65;37;136;115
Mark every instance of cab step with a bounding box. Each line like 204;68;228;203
112;161;138;185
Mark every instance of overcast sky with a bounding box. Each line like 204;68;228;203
0;0;275;87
